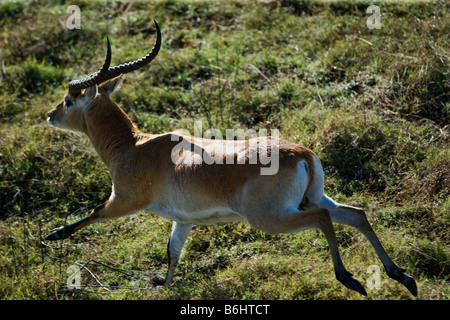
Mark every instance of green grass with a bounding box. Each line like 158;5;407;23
0;0;449;300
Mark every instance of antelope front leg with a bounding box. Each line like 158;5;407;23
45;216;93;240
45;202;107;241
45;193;141;241
165;222;193;286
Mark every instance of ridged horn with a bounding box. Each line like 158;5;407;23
68;20;161;96
68;37;111;95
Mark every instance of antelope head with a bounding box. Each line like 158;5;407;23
47;20;161;133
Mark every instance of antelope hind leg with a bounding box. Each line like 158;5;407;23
250;208;367;296
336;204;417;296
320;198;418;296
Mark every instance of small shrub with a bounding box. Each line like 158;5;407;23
4;57;65;94
322;124;392;193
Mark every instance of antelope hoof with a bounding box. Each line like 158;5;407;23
387;267;418;296
45;226;72;241
151;275;165;287
337;272;367;296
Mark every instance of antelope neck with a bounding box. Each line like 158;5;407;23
84;98;143;167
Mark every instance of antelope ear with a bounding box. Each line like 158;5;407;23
100;75;123;96
84;85;98;102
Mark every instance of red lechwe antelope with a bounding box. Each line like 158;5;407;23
45;21;417;296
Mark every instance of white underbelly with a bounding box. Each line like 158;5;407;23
145;202;244;225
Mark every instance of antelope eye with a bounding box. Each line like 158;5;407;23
65;97;73;109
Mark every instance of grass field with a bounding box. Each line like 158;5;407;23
0;0;448;300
